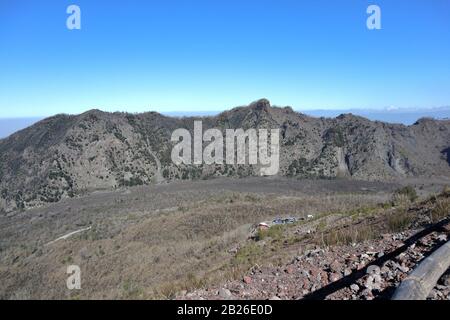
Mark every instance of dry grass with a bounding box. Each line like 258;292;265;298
1;190;392;299
430;197;450;223
387;210;414;233
4;178;447;300
319;224;376;246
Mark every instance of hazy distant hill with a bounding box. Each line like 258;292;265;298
0;99;449;212
164;107;450;125
303;107;450;125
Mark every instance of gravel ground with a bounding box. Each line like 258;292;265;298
181;225;450;300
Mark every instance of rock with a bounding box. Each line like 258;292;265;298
344;268;352;276
392;262;405;272
380;266;390;274
329;273;341;282
285;265;295;274
398;265;410;273
300;278;310;290
240;290;251;297
269;296;282;300
362;288;374;300
329;261;342;273
218;288;232;299
357;262;367;270
360;253;370;260
310;268;320;279
367;265;380;275
427;290;438;299
398;253;407;262
319;271;329;285
440;274;450;286
350;284;360;292
393;234;405;241
419;238;431;246
365;271;383;292
365;276;374;290
243;276;252;284
301;270;310;278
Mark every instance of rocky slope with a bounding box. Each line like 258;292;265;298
1;99;449;212
182;230;450;301
180;190;450;300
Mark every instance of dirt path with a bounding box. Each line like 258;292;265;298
45;226;92;246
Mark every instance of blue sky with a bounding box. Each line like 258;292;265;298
0;0;449;117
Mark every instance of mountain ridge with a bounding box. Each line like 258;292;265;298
1;99;449;213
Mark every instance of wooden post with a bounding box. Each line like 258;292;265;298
392;240;450;300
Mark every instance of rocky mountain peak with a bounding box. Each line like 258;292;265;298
249;98;271;111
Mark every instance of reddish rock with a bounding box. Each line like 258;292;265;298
344;268;352;276
329;273;341;282
319;271;329;286
329;260;342;273
243;276;252;284
310;268;320;279
183;221;450;300
285;265;295;274
346;254;358;263
300;278;310;290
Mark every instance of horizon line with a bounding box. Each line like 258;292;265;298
1;105;450;119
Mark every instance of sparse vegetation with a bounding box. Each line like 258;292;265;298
387;210;414;232
430;196;450;223
0;177;449;299
392;186;418;204
255;225;284;242
319;224;376;246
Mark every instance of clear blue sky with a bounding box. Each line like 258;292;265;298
0;0;449;117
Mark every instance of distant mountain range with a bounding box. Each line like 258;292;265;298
1;99;449;213
303;107;450;126
2;107;448;139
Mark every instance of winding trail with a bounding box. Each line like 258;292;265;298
45;226;92;246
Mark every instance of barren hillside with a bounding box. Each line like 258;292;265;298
1;99;449;212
